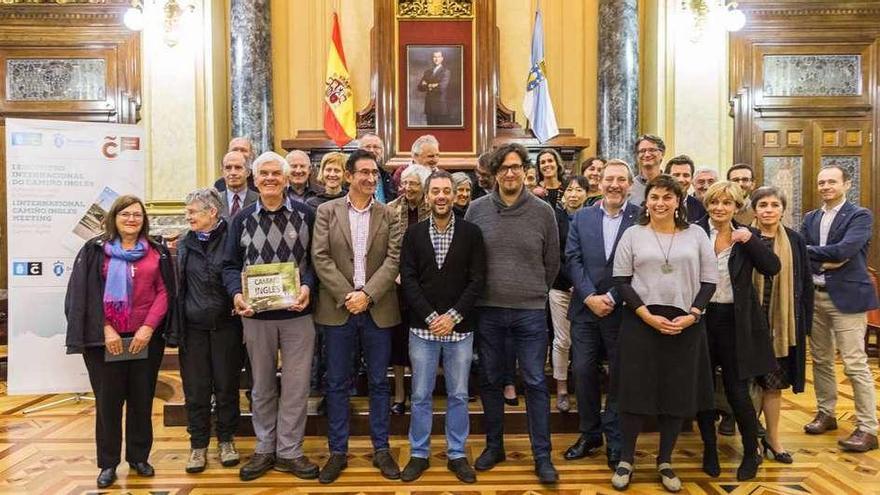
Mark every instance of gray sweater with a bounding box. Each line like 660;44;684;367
465;188;560;309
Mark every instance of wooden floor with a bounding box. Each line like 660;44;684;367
1;357;879;494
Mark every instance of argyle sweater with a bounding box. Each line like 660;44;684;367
222;198;317;320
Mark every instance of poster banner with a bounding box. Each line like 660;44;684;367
5;118;145;395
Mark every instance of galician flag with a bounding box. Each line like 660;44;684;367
522;4;559;143
323;13;356;147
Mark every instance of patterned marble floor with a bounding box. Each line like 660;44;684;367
0;359;878;494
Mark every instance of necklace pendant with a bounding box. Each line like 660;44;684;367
661;263;674;274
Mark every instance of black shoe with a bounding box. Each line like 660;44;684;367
128;461;155;477
275;456;320;479
319;453;348;484
534;458;559;484
401;457;429;482
239;453;275;481
447;457;476;483
391;401;407;415
718;413;736;436
474;448;506;471
372;449;401;480
761;437;793;464
736;453;760;481
606;449;621;471
564;435;603;460
702;445;720;478
96;468;116;488
504;396;519;406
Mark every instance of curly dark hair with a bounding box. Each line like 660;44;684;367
489;143;531;176
636;174;689;229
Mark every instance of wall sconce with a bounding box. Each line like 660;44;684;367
680;0;746;36
123;0;196;47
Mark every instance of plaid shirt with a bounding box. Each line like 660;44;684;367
410;214;467;342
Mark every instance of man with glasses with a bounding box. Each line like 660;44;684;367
312;149;403;483
464;143;561;484
727;163;756;224
629;134;666;205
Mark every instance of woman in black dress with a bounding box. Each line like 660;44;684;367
695;181;780;481
750;186;813;464
611;175;718;492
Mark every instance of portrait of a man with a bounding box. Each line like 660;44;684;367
407;45;463;128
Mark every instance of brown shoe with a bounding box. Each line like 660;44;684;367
275;455;320;479
838;429;879;453
804;412;838;434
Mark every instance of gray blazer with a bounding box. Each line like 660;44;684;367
219;189;259;219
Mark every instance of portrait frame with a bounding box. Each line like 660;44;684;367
405;45;465;129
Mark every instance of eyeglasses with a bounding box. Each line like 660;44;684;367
118;212;144;220
355;169;380;177
637;148;661;155
730;177;753;183
496;164;524;175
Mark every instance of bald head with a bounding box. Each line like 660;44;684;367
228;137;254;164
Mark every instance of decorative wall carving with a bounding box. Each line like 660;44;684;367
397;0;473;18
6;58;105;101
762;156;803;228
763;54;861;97
821;155;861;204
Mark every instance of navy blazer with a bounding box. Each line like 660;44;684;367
800;201;879;313
565;202;640;323
685;195;707;224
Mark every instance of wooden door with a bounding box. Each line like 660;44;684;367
753;119;813;228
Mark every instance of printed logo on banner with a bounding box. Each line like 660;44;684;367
12;261;42;276
53;133;65;148
101;135;141;159
53;261;65;277
10;132;42;146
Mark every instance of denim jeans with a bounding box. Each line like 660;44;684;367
324;313;392;454
408;332;473;459
477;307;551;459
570;313;622;453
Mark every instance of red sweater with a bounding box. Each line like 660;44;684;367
102;246;169;334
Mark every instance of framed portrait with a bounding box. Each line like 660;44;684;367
405;45;464;128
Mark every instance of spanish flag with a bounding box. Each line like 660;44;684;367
323;13;356;147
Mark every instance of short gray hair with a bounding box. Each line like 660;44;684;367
411;134;439;157
253;151;290;177
694;167;718;179
185;187;223;215
451;172;472;189
401;164;432;186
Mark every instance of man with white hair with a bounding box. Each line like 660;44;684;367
692;167;718;202
215;137;258;192
392;134;441;192
285;150;318;204
222;151;319;481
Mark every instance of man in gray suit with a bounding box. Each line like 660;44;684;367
312;149;402;484
219;151;259;219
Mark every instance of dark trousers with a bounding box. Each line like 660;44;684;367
570;313;621;452
82;336;165;469
478;307;552;459
179;324;243;449
697;303;759;457
324;313;392;454
502;334;517;386
620;413;682;464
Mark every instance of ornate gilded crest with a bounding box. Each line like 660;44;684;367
397;0;473;19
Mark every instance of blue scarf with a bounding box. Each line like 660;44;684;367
103;238;148;332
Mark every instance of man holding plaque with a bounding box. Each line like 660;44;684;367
222;151;319;482
312;149;403;484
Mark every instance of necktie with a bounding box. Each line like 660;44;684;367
231;194;241;217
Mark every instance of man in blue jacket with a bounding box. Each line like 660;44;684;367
563;159;639;469
801;165;878;452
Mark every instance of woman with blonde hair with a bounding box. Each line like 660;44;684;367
307;152;348;209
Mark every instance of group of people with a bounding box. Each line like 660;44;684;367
63;131;878;493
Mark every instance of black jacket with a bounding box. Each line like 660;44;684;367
64;235;176;354
400;217;486;333
167;221;240;351
551;206;571;291
697;218;780;379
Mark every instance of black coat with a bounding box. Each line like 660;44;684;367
697;218;780;379
167;220;241;351
65;235;176;354
782;226;814;393
400;217;486;333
